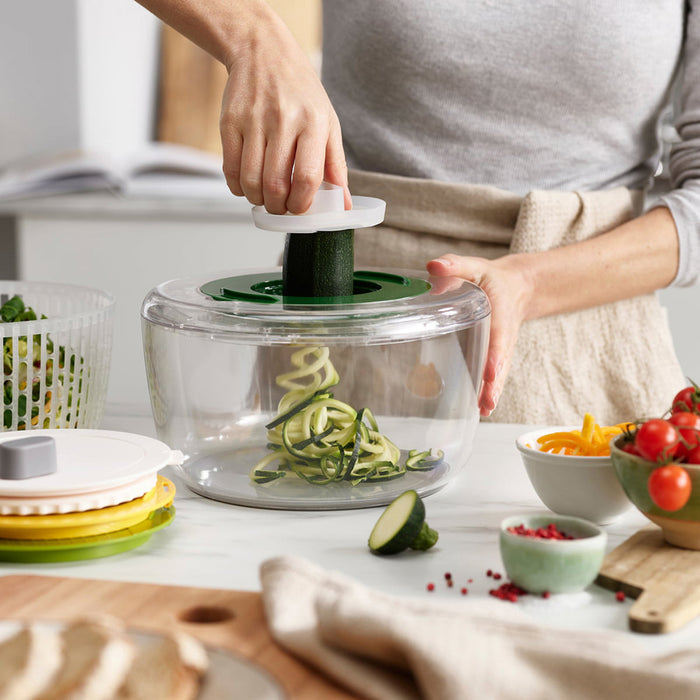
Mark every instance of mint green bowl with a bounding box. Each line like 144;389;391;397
609;435;700;549
499;513;607;594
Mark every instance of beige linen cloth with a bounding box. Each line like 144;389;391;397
260;555;700;700
349;170;686;425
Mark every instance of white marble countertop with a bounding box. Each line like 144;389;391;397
2;407;699;657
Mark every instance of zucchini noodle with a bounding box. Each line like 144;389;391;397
250;346;443;486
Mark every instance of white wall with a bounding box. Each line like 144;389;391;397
0;0;159;166
0;2;81;164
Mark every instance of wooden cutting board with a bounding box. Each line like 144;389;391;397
596;525;700;634
0;574;358;699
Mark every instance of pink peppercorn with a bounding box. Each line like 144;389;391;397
427;583;435;592
461;587;468;595
507;523;575;540
615;591;626;602
493;573;502;580
542;591;551;599
489;582;528;602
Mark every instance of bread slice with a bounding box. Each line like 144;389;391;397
0;624;62;700
115;630;209;700
35;616;134;700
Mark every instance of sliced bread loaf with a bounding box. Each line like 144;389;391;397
35;616;134;700
115;630;209;700
0;624;62;700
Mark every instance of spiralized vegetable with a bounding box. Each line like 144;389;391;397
250;346;443;485
535;413;632;456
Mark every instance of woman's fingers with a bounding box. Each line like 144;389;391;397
263;130;297;214
220;112;244;197
238;129;266;206
286;127;326;214
324;116;351;210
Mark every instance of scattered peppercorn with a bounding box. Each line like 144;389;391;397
542;591;551;599
493;572;502;580
489;582;528;602
427;583;435;592
444;572;452;580
615;591;626;602
461;587;468;595
447;579;454;587
486;569;493;577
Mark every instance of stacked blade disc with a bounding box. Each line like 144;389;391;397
0;430;180;562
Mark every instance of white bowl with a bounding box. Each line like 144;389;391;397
516;427;632;525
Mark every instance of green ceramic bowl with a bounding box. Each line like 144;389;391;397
499;513;607;594
609;435;700;549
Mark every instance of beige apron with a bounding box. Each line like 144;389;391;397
349;169;686;425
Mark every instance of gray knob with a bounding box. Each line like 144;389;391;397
0;435;58;479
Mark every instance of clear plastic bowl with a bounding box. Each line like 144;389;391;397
2;281;114;431
141;268;490;510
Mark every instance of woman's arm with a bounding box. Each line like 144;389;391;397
135;0;350;213
427;206;679;416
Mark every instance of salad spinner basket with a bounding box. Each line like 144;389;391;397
2;281;114;431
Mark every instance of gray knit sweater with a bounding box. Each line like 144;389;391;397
322;0;699;287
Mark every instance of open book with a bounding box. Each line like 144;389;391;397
0;142;232;200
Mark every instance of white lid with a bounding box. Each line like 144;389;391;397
252;182;385;233
0;430;183;497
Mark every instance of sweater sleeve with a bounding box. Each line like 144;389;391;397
658;0;700;287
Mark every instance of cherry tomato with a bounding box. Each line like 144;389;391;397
635;419;680;463
668;412;700;459
672;383;700;414
687;445;700;465
648;465;692;511
621;441;639;456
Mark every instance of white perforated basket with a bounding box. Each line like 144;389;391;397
1;282;114;431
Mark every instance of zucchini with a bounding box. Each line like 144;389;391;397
282;229;354;298
249;345;445;488
368;490;439;555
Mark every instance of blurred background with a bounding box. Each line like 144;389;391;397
0;0;697;416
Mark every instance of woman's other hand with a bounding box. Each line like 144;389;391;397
220;5;350;214
427;254;533;417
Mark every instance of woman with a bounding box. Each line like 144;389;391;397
137;0;695;424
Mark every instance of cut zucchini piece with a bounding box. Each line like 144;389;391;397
368;490;438;555
282;229;354;297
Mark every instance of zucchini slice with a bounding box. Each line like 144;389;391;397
368;490;438;555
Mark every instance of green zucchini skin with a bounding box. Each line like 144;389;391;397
369;490;431;555
282;230;354;297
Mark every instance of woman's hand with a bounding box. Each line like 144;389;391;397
220;9;350;214
135;0;350;214
427;253;533;417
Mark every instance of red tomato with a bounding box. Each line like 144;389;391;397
635;419;680;463
687;445;700;465
669;412;700;459
648;465;692;511
621;442;639;456
672;384;700;414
